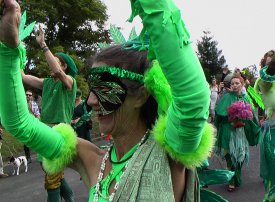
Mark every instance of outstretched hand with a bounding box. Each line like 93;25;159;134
35;24;46;48
0;0;21;48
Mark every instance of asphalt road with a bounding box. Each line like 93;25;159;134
0;144;265;202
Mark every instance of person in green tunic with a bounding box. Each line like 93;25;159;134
215;75;260;192
71;89;92;142
0;0;215;201
20;23;77;202
254;51;275;202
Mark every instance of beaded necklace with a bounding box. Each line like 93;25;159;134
93;130;149;202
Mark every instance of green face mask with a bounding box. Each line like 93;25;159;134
88;66;144;116
88;72;127;116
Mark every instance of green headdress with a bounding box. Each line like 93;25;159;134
96;25;171;116
17;11;36;69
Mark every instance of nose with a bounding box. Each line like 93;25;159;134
87;91;98;106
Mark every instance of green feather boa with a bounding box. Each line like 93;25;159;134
152;115;215;168
42;124;77;174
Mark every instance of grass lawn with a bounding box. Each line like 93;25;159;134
1;131;24;162
1;117;100;162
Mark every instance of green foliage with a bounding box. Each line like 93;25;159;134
242;65;258;85
20;0;110;59
19;0;111;95
197;31;226;82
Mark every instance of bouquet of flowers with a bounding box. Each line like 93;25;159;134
227;101;253;128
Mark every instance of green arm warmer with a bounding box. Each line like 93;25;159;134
130;1;210;153
0;43;76;168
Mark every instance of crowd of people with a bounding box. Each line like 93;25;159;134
1;0;275;202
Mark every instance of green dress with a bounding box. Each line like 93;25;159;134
215;92;260;186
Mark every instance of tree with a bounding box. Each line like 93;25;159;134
19;0;110;96
241;64;258;85
196;31;226;82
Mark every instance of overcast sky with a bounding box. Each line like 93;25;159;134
102;0;275;70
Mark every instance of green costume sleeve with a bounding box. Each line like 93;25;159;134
130;1;211;154
0;42;77;174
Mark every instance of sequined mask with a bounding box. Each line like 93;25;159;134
88;72;127;116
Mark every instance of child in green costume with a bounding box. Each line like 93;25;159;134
0;0;215;201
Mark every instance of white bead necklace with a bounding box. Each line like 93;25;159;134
93;130;149;202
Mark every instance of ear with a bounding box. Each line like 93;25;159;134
134;86;150;108
63;64;68;72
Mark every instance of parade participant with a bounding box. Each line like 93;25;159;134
215;75;261;192
254;51;275;201
21;22;77;202
71;89;92;142
0;0;214;201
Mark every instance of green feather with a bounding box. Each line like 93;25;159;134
20;21;36;41
246;93;255;110
19;11;27;35
128;27;137;40
97;42;110;49
247;85;265;110
110;24;126;44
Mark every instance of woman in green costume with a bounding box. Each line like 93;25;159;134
255;51;275;202
0;0;215;201
215;75;260;192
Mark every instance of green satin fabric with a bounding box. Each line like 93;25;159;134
129;0;210;154
0;43;64;160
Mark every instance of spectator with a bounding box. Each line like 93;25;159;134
24;90;40;163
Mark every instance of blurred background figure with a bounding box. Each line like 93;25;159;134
24;90;40;163
209;77;219;123
71;89;92;142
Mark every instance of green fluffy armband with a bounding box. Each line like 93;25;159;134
42;124;77;174
152;115;215;168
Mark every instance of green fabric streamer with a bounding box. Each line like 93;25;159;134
247;85;265;110
88;66;144;83
200;189;228;202
198;169;234;187
229;127;249;166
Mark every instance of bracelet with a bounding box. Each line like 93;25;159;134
42;46;49;53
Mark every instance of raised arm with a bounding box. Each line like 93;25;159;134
35;24;74;90
0;0;77;173
130;0;213;167
21;71;44;90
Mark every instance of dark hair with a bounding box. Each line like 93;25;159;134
87;45;158;129
261;50;275;68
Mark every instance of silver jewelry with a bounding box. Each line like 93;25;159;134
93;130;149;202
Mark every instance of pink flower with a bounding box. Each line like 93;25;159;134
227;101;253;123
